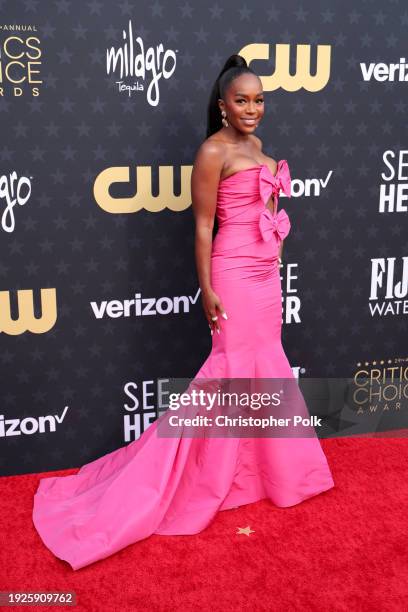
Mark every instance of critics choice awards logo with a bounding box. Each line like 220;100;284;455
0;24;42;96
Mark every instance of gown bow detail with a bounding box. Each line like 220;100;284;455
258;160;292;243
258;208;291;243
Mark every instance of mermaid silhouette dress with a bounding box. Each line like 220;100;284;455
32;160;335;570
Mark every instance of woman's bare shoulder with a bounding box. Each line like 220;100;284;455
193;137;226;171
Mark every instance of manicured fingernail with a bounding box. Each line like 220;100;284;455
210;329;213;335
222;313;228;320
217;329;220;334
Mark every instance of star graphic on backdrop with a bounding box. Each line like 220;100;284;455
236;526;255;537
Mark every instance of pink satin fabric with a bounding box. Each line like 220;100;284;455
32;160;335;570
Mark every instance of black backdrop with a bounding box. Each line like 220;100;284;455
1;0;407;475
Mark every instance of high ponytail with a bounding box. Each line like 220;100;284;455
206;54;256;138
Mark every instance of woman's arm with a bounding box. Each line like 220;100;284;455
191;142;220;293
191;142;227;334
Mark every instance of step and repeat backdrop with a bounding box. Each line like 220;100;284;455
1;0;407;475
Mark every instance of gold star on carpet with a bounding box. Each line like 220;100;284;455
236;526;255;536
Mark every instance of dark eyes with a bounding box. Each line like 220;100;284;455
236;99;264;103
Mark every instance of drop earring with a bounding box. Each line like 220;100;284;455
221;110;229;128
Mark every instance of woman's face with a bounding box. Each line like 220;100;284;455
219;73;264;133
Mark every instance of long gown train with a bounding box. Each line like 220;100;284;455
32;160;335;570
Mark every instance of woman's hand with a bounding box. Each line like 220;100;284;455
201;288;228;335
278;241;283;262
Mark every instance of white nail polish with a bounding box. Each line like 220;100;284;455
222;313;228;320
217;329;220;334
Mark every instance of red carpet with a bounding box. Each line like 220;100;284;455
0;436;407;611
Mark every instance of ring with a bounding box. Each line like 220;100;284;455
211;316;218;321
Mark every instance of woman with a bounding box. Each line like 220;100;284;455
32;54;335;571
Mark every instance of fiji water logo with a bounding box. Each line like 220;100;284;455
369;256;408;317
106;19;177;106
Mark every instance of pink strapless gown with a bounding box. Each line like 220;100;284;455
32;160;335;570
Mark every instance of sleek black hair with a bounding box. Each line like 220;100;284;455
206;54;258;138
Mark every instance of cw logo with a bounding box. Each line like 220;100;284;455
239;43;331;92
0;288;57;335
94;165;192;213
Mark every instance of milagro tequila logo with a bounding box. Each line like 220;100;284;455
106;19;177;106
0;170;32;232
